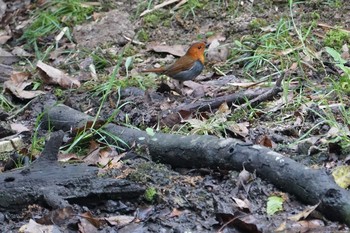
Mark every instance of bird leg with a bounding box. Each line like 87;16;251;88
172;80;185;95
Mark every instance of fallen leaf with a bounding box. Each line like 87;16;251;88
228;122;249;138
217;102;230;114
36;206;75;225
256;135;276;148
169;208;183;218
4;71;45;99
12;47;32;57
207;33;226;44
0;35;11;45
83;147;101;165
266;195;284;216
57;153;81;162
80;211;103;228
136;205;155;221
10;123;29;133
19;219;58;233
207;40;229;62
105;215;135;226
0;47;18;64
260;25;277;32
232;197;251;212
290;219;324;232
183;80;207;97
332;165;350;188
146;43;186;57
288;203;319;221
37;60;80;89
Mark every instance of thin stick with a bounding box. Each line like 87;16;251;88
140;0;180;17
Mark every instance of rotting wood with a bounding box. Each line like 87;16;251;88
0;130;144;211
42;104;350;226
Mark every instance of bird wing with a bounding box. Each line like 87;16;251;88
164;55;199;77
141;67;166;73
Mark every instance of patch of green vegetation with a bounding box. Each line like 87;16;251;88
22;0;94;47
143;10;170;28
249;18;268;30
90;73;156;97
324;29;350;50
137;29;149;42
144;187;157;202
228;0;320;80
0;92;15;112
31;111;49;158
54;88;64;97
229;18;295;77
79;47;118;71
61;53;129;154
123;45;138;57
180;0;206;18
128;162;170;183
297;92;350;155
326;47;350;93
180;113;231;137
325;0;343;8
90;52;113;71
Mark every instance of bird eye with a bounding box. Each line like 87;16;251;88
198;46;202;49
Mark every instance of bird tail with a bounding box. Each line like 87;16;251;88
140;67;165;73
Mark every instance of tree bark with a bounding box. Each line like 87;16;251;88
0;130;144;211
42;104;350;226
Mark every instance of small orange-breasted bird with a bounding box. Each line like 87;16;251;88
141;42;206;83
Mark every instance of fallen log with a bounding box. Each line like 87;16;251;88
0;130;144;211
42;104;350;226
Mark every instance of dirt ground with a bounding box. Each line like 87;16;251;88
1;0;350;232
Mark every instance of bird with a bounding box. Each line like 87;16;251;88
141;42;206;93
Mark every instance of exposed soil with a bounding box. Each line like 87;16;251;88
1;0;350;232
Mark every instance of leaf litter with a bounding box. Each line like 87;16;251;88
1;0;350;232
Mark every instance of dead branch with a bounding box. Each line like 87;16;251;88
42;104;350;226
0;130;144;211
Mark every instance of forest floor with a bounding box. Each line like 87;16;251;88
1;0;350;232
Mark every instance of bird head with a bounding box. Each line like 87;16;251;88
185;42;206;64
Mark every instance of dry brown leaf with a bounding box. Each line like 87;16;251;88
288;203;319;221
228;122;249;138
207;39;229;62
256;135;276;148
37;60;80;89
36;206;75;225
10;123;29;133
217;102;230;114
232;197;251;212
260;25;277;32
146;43;186;57
105;215;135;226
57;153;80;162
4;71;45;99
237;167;252;186
80;211;103;228
290;219;324;232
275;221;287;232
12;47;32;57
169;208;183;218
19;219;56;233
83;148;101;165
207;33;226;44
0;35;11;45
183;80;207;97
